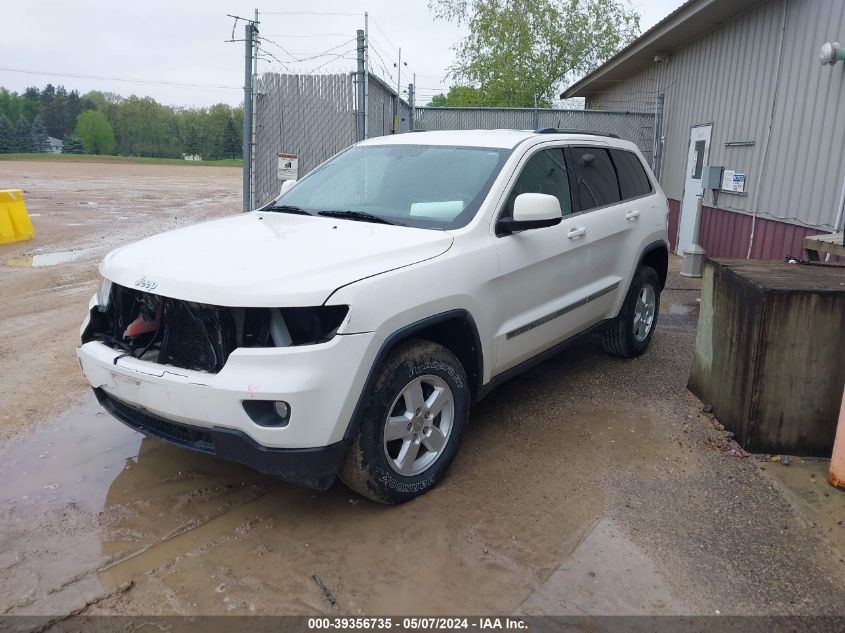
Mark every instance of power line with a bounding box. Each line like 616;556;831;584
0;66;240;91
367;38;395;83
260;11;362;16
368;16;398;54
261;33;350;38
257;35;356;64
255;49;294;74
308;49;358;74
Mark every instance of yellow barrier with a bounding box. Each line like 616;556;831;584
0;189;35;244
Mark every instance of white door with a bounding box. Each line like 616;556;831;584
493;148;593;374
677;124;712;254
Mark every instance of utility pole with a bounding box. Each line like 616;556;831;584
250;8;259;209
242;20;256;212
653;93;664;180
363;12;369;139
356;29;366;141
393;48;406;134
408;81;415;131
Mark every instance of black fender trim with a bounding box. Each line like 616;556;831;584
637;239;670;290
341;309;484;443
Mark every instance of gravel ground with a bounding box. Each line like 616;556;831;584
1;160;844;620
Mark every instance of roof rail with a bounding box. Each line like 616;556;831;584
534;128;619;138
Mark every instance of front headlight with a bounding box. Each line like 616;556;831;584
97;278;113;312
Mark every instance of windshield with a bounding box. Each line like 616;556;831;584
270;144;511;230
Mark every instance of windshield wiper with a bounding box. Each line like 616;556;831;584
264;204;313;215
316;210;400;225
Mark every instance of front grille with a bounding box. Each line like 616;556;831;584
159;301;227;373
98;390;215;454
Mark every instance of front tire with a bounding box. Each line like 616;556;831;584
601;265;660;358
339;339;470;504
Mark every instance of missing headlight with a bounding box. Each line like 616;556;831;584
278;305;348;345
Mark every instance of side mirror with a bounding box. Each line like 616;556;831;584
497;193;563;234
279;179;297;195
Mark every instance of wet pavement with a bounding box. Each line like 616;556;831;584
2;280;845;617
1;161;845;618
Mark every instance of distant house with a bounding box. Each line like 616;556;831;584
183;154;202;161
562;0;845;260
47;137;63;154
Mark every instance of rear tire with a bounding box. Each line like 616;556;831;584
601;265;660;358
339;339;469;504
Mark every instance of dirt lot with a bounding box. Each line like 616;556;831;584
0;161;241;445
1;160;845;621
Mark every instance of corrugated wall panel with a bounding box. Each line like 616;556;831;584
677;200;820;259
414;107;656;164
585;0;845;234
667;198;681;250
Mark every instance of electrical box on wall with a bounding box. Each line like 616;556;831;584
702;165;723;190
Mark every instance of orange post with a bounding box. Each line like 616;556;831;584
828;384;845;490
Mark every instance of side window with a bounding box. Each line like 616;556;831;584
611;149;653;199
504;149;572;218
570;147;621;211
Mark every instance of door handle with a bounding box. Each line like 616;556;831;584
625;209;641;221
567;226;587;239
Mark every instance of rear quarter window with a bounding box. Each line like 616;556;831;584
570;147;621;211
611;149;653;199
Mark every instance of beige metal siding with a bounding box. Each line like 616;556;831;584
586;0;845;230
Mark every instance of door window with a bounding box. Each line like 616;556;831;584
504;149;572;218
611;149;652;200
691;140;706;179
570;147;621;211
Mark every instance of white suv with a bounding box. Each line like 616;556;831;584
78;129;669;503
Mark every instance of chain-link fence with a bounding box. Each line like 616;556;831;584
252;73;656;207
253;73;357;208
367;73;412;137
414;107;655;165
253;72;412;207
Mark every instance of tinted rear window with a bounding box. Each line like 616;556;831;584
611;149;652;199
570;147;621;211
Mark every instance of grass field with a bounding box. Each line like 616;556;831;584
0;153;243;167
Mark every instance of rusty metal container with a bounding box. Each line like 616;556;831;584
689;259;845;456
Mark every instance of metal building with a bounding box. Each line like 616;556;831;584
562;0;845;259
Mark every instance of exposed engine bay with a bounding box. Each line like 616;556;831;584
81;284;348;373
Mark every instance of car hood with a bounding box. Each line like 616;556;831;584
101;212;454;306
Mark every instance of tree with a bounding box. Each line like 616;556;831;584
30;114;50;152
74;109;116;154
62;134;85;154
0;114;14;153
0;88;24;122
427;85;493;107
429;0;640;107
14;115;31;152
114;95;180;157
220;116;240;160
83;90;122;127
183;124;201;157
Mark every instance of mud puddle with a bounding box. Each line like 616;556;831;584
0;364;671;616
0;394;271;614
4;247;100;268
762;457;845;558
658;302;700;332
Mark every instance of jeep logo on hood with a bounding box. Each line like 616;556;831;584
135;276;158;290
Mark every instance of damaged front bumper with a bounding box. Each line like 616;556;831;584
94;388;346;489
76;329;376;489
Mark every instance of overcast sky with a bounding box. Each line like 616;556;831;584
0;0;684;108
